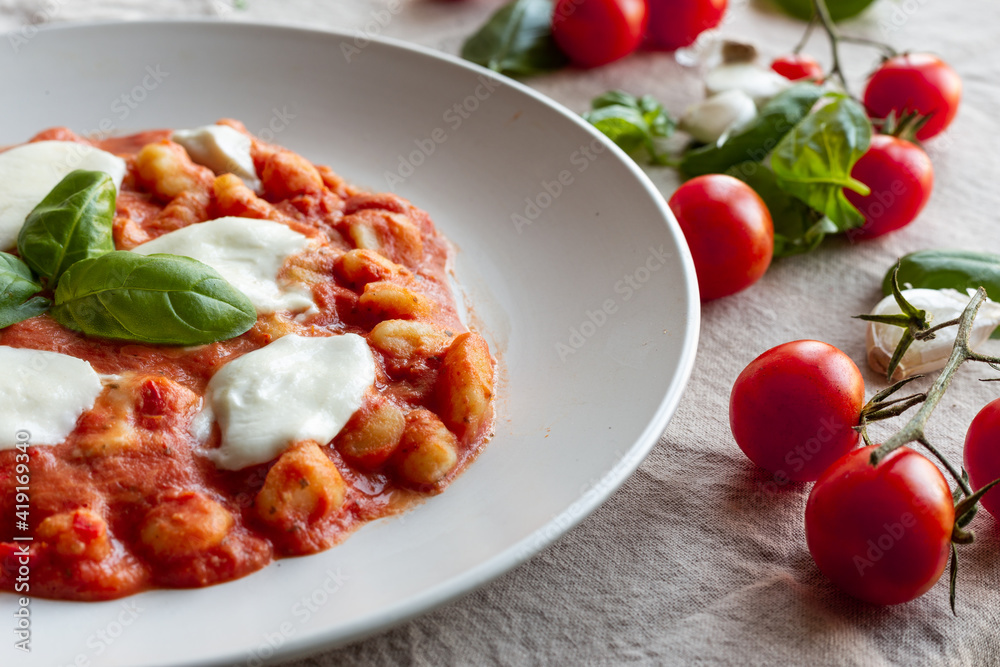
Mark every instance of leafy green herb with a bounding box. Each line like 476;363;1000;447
17;170;116;283
583;91;675;164
51;251;257;345
727;165;836;257
680;83;824;177
0;252;50;328
771;94;872;231
461;0;568;77
882;250;1000;301
882;249;1000;338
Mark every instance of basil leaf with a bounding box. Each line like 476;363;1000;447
17;170;116;283
0;251;50;328
591;90;641;110
51;251;257;345
461;0;568;77
890;250;1000;296
727;165;834;258
883;250;1000;299
772;94;872;231
681;83;823;177
583;91;674;164
584;105;653;154
884;250;1000;336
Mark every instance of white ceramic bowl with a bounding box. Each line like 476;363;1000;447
0;20;699;667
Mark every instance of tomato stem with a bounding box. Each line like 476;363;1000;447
870;286;995;491
811;0;848;93
792;15;818;55
807;0;900;97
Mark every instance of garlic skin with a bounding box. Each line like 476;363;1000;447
866;288;1000;381
679;89;758;144
704;62;792;107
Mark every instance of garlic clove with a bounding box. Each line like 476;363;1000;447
679;89;758;144
866;288;1000;381
705;62;792;108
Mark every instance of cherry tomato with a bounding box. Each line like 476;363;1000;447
863;54;962;140
551;0;648;68
964;397;1000;520
844;134;934;239
730;340;864;481
668;174;773;301
770;54;824;82
645;0;726;51
806;446;955;605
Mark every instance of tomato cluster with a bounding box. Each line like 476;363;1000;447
552;0;726;68
730;339;1000;606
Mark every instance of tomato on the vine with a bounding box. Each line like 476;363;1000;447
964;397;1000;520
805;446;955;605
668;174;773;301
863;54;962;140
771;54;824;82
551;0;648;68
730;340;864;481
645;0;726;51
844;134;934;239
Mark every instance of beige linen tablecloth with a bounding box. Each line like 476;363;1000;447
3;1;998;665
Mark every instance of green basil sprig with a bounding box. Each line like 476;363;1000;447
728;166;836;258
461;0;568;77
51;251;257;345
583;91;675;164
771;94;872;231
0;252;51;328
681;83;824;177
17;170;115;283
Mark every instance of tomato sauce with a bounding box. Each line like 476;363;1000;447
0;125;494;600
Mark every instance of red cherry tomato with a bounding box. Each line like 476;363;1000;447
806;446;955;605
770;54;824;81
964;397;1000;520
863;53;962;140
668;174;773;301
551;0;648;68
844;134;934;239
730;340;865;481
645;0;727;51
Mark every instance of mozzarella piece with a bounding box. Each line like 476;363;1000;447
172;125;260;190
203;334;376;470
0;140;126;250
705;63;792;108
679;89;758;144
132;216;316;315
0;347;103;449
